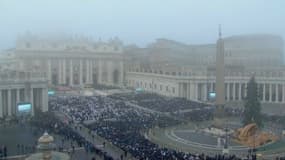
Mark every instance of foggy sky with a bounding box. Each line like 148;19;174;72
0;0;284;49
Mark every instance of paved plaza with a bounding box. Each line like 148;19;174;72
148;118;285;159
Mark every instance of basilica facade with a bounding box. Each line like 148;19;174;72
14;35;125;87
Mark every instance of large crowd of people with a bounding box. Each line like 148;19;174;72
49;95;182;128
109;93;215;122
2;90;284;159
109;93;212;113
49;94;254;160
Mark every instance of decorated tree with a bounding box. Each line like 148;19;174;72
243;76;263;128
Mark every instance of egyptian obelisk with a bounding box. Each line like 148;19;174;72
215;25;225;115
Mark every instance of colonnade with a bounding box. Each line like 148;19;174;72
0;87;48;118
47;58;124;86
179;82;285;103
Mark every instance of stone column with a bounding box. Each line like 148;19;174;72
190;83;194;99
233;83;236;101
108;61;113;84
195;83;198;100
86;60;89;84
30;88;34;116
189;83;192;99
244;83;247;98
204;83;207;101
177;83;180;97
181;83;183;98
227;83;230;101
16;89;20;106
187;83;190;99
239;83;242;100
179;83;182;97
79;59;83;86
69;59;73;86
269;84;272;103
58;60;62;85
90;60;93;84
98;60;103;84
282;84;285;103
210;83;213;92
186;83;191;100
8;89;11;116
182;83;185;98
276;84;279;103
263;84;266;102
120;61;124;85
47;59;52;85
63;59;66;85
42;88;48;112
0;90;2;118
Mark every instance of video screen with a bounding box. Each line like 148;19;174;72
17;103;32;113
209;92;216;99
48;90;55;95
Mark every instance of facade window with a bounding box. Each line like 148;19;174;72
166;86;169;91
160;85;162;91
172;87;175;93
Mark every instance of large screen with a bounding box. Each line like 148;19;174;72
135;88;144;92
48;90;55;95
17;103;32;113
209;92;216;99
